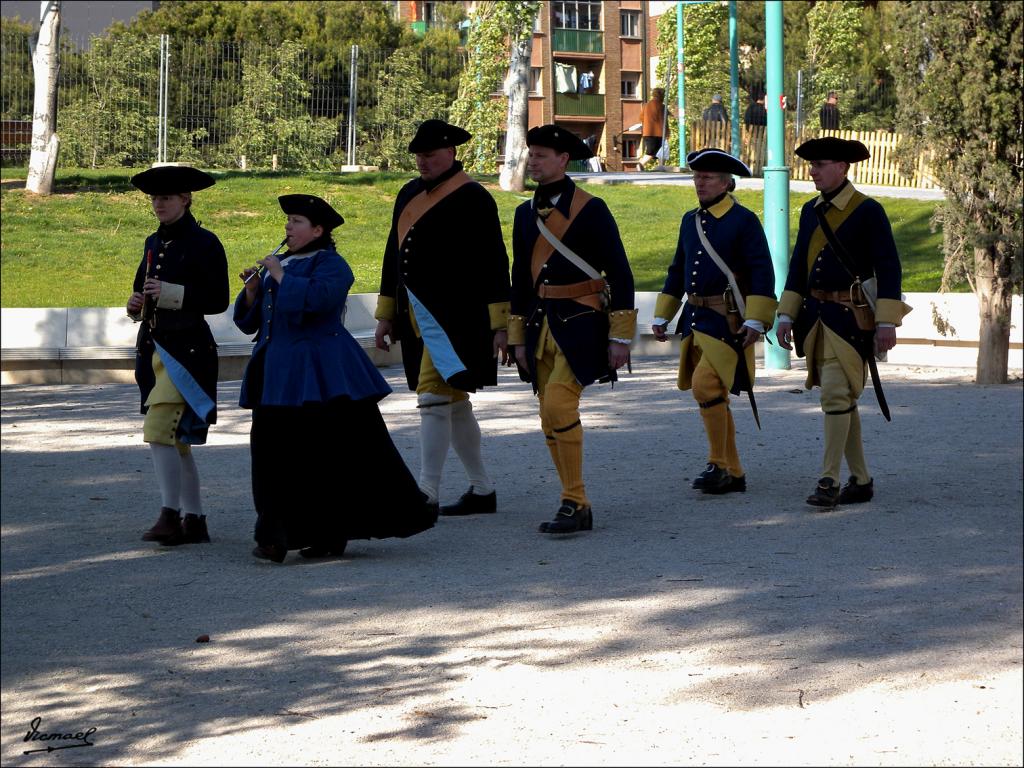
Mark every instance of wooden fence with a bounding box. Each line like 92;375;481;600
686;122;940;189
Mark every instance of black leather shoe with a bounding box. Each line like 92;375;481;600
692;463;718;490
252;544;287;563
538;501;593;534
839;476;874;504
806;477;839;508
181;513;211;543
299;540;348;559
440;486;497;516
702;468;747;495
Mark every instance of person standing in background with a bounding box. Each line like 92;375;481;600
636;87;667;171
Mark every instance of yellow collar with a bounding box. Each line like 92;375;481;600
815;181;856;211
704;194;734;219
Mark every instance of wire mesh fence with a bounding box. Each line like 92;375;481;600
0;30;465;171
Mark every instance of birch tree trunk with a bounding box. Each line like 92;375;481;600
974;242;1013;385
498;30;533;193
26;0;61;196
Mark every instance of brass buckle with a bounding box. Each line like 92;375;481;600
849;280;869;309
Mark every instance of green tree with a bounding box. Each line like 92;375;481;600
58;34;161;167
417;2;468;106
891;0;1023;384
223;40;337;169
804;0;862;127
1;16;36;121
450;1;534;175
368;48;448;171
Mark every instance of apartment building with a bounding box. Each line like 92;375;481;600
392;1;660;172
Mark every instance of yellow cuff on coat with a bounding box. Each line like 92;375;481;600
488;301;511;331
875;297;912;326
745;294;779;328
608;308;638;341
374;294;396;322
653;293;683;324
507;315;526;346
156;282;184;310
778;289;803;319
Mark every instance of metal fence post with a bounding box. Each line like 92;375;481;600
346;44;359;167
157;34;169;164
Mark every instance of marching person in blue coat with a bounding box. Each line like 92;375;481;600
235;195;435;563
127;165;228;547
776;137;911;508
509;125;638;534
374;120;511;519
653;149;777;495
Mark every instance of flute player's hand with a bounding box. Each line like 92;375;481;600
240;267;260;306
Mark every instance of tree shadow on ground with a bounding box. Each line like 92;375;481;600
1;365;1021;764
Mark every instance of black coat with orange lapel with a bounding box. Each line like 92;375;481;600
379;161;511;392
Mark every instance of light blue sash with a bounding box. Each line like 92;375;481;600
407;289;467;381
153;341;215;424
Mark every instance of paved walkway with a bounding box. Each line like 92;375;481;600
1;358;1021;766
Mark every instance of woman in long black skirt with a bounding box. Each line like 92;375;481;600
233;194;435;562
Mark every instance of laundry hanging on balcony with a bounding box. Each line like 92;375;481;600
578;70;595;93
555;62;578;94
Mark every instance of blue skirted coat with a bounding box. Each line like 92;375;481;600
234;247;391;409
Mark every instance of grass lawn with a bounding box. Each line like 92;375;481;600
0;166;947;308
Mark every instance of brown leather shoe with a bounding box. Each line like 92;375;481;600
142;507;183;544
806;478;839;509
838;476;874;504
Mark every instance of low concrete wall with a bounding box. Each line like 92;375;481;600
2;292;1020;385
0;294;400;385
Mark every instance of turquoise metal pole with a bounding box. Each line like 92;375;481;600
764;0;790;369
676;2;686;165
729;0;740;158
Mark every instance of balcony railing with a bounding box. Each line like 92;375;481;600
555;93;606;117
552;29;603;54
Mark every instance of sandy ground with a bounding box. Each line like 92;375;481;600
1;356;1021;767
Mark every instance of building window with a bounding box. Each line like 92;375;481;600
530;67;543;95
622;137;639;159
621;72;640;98
553;1;602;31
620;10;641;38
497;131;507;157
422;1;436;27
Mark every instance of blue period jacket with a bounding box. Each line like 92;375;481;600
234;246;391;408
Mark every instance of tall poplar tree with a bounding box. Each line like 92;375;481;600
891;1;1023;384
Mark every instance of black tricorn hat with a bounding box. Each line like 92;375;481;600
407;119;471;153
130;165;215;195
686;148;751;177
278;194;344;232
526;124;593;160
795;137;870;163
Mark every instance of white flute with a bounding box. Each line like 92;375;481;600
244;237;289;284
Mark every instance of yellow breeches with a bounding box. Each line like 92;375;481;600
415;344;470;402
535;325;587;507
691;361;742;478
816;328;869;483
142;349;191;454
